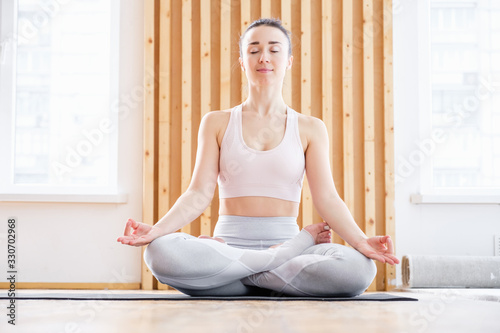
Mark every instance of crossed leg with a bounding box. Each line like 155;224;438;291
144;224;328;295
144;223;376;296
241;243;377;296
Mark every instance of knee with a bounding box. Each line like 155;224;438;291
325;247;377;296
143;237;164;278
143;233;189;279
363;257;377;285
348;251;377;295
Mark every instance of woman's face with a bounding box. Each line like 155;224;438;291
240;25;293;87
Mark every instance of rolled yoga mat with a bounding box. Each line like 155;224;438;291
402;255;500;288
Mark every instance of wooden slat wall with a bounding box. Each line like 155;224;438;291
143;0;396;291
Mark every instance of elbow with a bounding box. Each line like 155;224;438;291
313;190;340;207
186;183;216;210
178;187;215;223
313;190;343;214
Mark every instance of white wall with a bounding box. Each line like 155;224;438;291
393;0;500;286
0;0;143;285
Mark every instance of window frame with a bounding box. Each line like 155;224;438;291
0;0;122;201
414;0;500;201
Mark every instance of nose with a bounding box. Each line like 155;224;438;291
259;51;270;63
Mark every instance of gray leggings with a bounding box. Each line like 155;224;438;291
144;216;376;297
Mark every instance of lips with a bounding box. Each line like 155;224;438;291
257;68;273;73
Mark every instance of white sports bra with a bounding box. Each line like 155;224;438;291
217;104;305;203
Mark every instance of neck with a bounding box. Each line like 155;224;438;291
243;83;287;116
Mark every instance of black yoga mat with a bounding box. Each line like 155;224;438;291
0;291;417;302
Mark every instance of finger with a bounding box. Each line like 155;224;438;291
386;254;400;264
117;235;126;242
118;237;129;245
318;230;331;237
386;236;395;255
319;235;331;244
131;234;153;247
129;218;140;230
384;256;395;265
118;236;132;244
367;252;386;264
383;253;400;265
123;219;133;236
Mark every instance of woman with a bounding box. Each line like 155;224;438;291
118;18;399;296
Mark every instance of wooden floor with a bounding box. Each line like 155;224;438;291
1;289;500;332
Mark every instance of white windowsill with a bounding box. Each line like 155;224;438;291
410;194;500;205
0;193;128;203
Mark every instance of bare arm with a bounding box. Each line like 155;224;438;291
152;112;221;235
117;111;224;246
303;117;398;264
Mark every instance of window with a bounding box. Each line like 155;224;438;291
421;0;500;196
0;0;119;196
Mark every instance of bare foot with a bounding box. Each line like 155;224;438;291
198;235;225;243
303;222;332;245
269;222;332;249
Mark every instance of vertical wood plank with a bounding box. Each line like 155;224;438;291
158;0;171;239
261;0;272;18
310;0;322;123
199;0;211;236
180;0;192;234
281;0;292;106
383;0;396;291
322;0;333;186
231;2;242;106
220;0;231;110
170;0;182;237
331;0;345;245
300;0;313;227
342;0;355;221
322;0;333;241
291;0;302;228
156;0;172;290
352;0;365;237
363;0;376;241
271;0;281;18
142;0;158;290
241;0;251;102
363;0;377;293
210;0;221;235
290;0;301;112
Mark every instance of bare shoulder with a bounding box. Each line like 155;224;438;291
200;109;232;145
202;109;231;124
296;113;328;139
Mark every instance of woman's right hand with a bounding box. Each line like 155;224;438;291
117;218;163;247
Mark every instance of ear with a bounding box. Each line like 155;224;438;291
287;55;293;70
239;57;245;71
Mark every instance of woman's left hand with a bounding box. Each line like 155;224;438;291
354;236;400;265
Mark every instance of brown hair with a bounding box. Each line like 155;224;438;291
239;18;292;58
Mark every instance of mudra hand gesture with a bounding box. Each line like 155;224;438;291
117;218;162;247
355;236;399;265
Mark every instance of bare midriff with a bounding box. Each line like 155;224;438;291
219;196;299;217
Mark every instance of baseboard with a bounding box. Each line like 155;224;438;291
0;282;141;290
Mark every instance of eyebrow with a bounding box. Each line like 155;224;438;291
247;41;282;46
